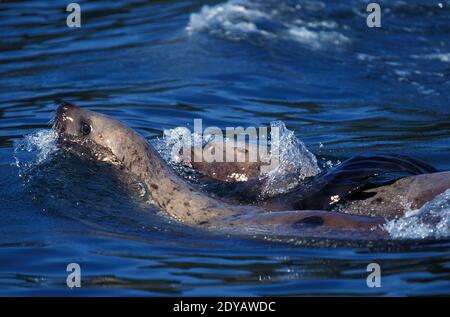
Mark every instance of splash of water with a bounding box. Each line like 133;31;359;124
157;126;217;164
13;129;58;175
260;121;320;197
384;189;450;239
155;120;320;196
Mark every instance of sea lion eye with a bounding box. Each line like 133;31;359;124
80;121;91;136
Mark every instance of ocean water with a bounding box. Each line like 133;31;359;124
0;0;449;296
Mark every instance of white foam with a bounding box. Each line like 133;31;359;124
287;26;350;49
186;0;349;50
411;53;450;63
186;1;271;40
295;20;338;30
384;189;450;239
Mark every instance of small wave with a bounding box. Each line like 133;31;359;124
186;0;350;50
384;189;450;240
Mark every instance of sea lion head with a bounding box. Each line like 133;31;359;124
53;101;145;167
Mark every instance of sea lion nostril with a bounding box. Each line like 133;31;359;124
56;101;75;116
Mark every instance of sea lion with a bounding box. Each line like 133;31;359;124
52;102;387;239
184;143;449;219
337;171;450;218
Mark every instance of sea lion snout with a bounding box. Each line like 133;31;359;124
53;101;80;135
53;101;98;139
56;101;74;115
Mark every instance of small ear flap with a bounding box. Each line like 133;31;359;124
227;210;387;238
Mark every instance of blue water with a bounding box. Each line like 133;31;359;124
1;0;450;296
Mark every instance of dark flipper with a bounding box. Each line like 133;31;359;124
276;154;437;211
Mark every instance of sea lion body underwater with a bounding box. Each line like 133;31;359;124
52;102;450;239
